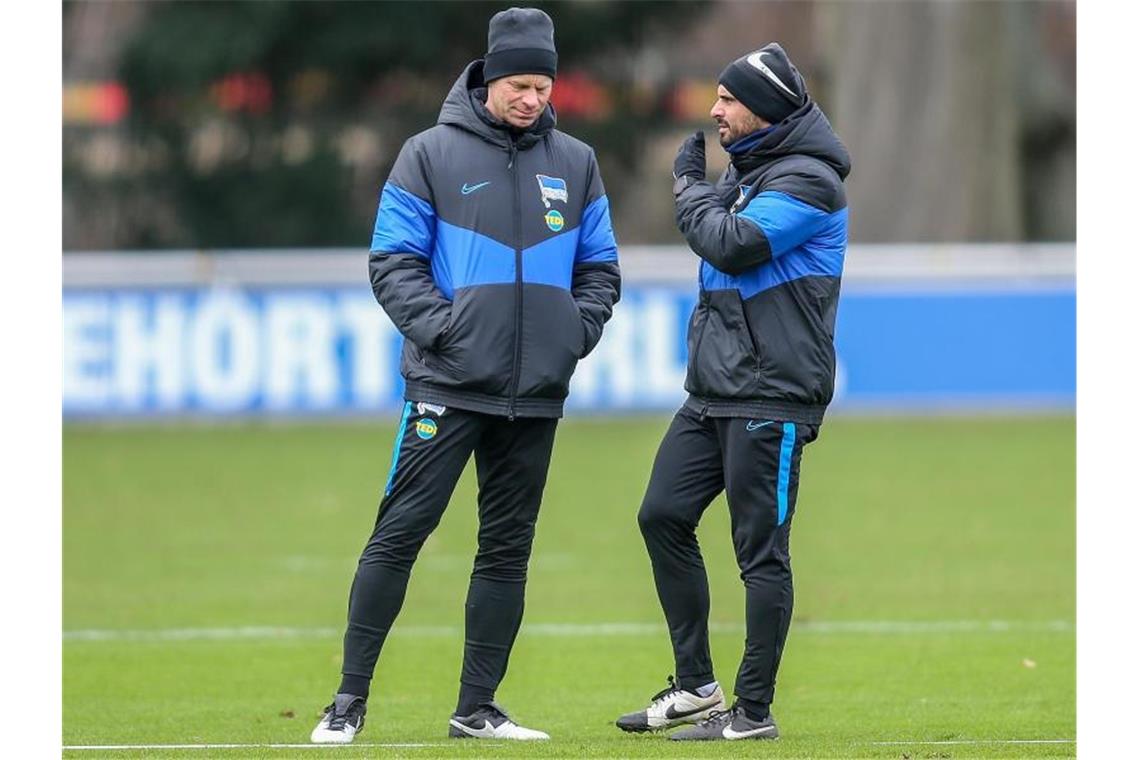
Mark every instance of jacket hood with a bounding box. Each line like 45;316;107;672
437;60;555;150
730;99;851;179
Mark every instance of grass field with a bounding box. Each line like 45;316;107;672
63;415;1075;758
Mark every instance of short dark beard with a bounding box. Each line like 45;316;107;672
719;112;768;146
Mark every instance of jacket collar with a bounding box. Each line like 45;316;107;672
727;99;851;179
725;123;779;157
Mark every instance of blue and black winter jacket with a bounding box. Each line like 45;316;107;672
369;61;621;418
675;100;851;425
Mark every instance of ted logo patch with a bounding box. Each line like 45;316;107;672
415;418;438;440
544;209;565;232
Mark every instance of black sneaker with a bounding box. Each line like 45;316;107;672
310;693;366;744
669;703;778;741
448;701;550;740
616;675;726;732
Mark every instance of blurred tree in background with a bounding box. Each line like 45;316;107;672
62;0;1075;250
828;0;1076;242
64;0;703;249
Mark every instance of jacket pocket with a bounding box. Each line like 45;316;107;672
752;286;835;405
736;294;763;374
421;286;514;395
517;287;584;400
685;289;763;399
574;307;588;358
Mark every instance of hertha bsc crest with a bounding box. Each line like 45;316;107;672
536;175;568;209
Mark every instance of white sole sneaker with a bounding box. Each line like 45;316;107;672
448;702;550;740
310;695;366;744
616;679;726;732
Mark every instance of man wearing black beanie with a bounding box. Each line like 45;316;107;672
311;6;621;745
716;42;807;130
616;43;851;741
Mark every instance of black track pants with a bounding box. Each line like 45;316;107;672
340;401;558;697
637;405;818;709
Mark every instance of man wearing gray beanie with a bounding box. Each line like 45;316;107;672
483;6;558;84
616;42;851;741
311;6;620;745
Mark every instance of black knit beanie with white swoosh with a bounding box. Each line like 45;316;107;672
718;42;807;124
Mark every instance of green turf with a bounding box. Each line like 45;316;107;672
63;415;1075;758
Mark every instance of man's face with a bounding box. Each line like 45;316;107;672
710;85;769;146
485;74;554;128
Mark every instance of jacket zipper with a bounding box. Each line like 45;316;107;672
730;176;763;374
696;175;759;421
507;140;522;421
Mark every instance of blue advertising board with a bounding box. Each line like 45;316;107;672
62;283;1074;417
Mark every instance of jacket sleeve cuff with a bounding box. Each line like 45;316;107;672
673;175;698;197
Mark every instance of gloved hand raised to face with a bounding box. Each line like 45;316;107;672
672;131;706;182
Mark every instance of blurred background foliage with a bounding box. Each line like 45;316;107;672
62;0;1075;250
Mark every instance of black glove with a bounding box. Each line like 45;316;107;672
673;131;706;181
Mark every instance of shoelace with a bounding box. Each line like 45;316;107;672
481;701;513;726
696;704;738;728
649;675;684;705
325;701;362;731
